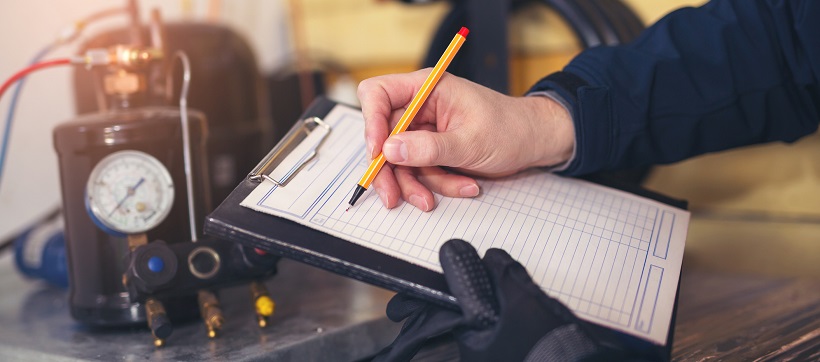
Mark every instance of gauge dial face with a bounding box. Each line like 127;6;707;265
86;150;175;235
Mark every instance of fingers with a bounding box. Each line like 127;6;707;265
361;72;566;181
372;166;480;211
483;249;557;305
385;294;430;322
395;166;481;212
358;81;392;159
482;249;519;270
483;248;534;284
485;249;579;325
416;167;479;198
383;130;468;168
439;239;499;327
358;70;432;159
394;166;435;212
371;165;400;209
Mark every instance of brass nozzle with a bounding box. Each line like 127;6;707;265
71;46;163;69
251;281;275;328
256;314;268;328
127;233;148;250
198;290;224;338
114;45;164;68
145;298;172;347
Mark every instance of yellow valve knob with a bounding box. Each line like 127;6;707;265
255;295;275;317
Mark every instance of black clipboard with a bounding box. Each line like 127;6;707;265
204;96;686;356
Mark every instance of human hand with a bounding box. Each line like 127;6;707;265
373;239;653;362
357;70;574;211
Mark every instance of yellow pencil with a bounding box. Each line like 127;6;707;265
348;27;469;209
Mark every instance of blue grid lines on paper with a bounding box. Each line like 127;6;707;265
479;177;655;252
315;182;444;269
522;176;659;328
315;171;661;320
470;176;660;330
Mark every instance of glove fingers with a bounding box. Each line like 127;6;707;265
483;248;577;324
373;305;462;362
483;248;548;293
440;239;499;328
481;248;522;271
385;293;429;322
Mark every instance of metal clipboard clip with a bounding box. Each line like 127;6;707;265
248;116;331;186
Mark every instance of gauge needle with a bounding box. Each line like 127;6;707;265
109;177;145;217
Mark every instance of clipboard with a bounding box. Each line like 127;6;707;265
204;96;686;356
206;97;453;302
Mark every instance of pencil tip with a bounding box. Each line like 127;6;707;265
345;207;350;212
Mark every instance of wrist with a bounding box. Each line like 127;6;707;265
520;95;576;169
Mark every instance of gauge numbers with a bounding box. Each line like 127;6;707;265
86;150;175;235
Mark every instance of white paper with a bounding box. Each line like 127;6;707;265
241;103;690;345
265;122;330;186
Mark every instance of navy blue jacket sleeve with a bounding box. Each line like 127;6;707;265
528;0;820;176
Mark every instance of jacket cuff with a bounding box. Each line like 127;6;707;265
527;71;615;176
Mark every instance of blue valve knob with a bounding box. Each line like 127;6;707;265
147;256;165;273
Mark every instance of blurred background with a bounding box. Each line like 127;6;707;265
0;0;817;281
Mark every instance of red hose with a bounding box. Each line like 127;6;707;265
0;59;72;102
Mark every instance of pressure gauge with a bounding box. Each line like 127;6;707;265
85;150;175;235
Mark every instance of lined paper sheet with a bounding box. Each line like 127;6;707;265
241;103;690;345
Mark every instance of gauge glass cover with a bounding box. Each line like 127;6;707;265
86;150;175;234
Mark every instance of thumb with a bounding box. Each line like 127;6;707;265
383;130;466;167
439;239;499;328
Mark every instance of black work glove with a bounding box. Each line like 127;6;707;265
374;239;664;362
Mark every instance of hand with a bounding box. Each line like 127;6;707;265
374;239;662;362
357;71;574;211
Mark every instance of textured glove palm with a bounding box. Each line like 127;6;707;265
374;239;656;362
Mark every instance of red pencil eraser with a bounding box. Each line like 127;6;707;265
458;27;469;37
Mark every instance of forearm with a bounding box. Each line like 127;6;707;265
530;0;820;176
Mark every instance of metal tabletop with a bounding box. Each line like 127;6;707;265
0;252;400;361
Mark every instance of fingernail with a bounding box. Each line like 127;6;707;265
459;184;479;197
375;187;388;206
366;137;375;159
383;138;408;163
409;194;429;211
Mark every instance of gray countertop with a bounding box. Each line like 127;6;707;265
2;246;817;361
0;252;401;361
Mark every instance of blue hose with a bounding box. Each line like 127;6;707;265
0;44;55;190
